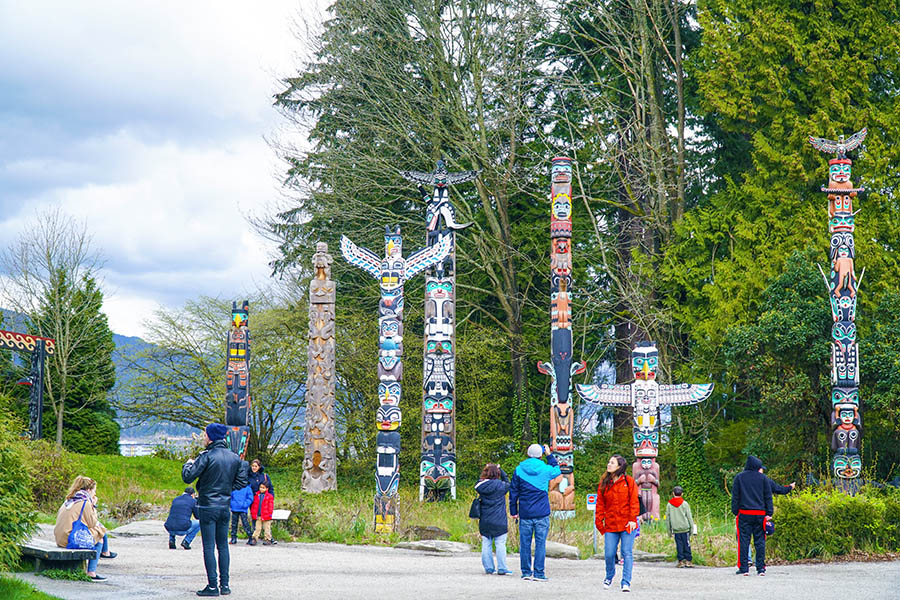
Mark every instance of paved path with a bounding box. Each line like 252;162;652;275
12;523;900;599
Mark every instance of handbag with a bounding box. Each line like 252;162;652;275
66;501;97;549
468;496;481;519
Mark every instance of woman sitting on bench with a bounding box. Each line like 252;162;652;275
54;476;116;581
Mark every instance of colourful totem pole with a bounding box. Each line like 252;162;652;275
536;156;585;519
341;226;451;532
809;128;867;488
400;160;478;502
302;242;338;493
225;301;251;458
577;342;713;520
0;330;55;440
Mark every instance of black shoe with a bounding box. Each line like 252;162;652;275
220;586;231;595
229;537;236;545
169;539;176;550
90;574;107;582
248;538;257;546
100;551;117;559
181;541;192;550
262;539;272;545
196;585;220;597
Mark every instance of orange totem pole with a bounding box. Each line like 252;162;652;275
537;157;585;519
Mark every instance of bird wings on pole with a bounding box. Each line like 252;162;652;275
808;127;868;157
657;383;714;407
576;383;633;407
405;232;452;280
340;235;381;280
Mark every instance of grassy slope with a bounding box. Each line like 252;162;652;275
0;576;62;600
62;454;740;566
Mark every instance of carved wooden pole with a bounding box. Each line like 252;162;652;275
578;342;713;520
400;160;477;502
303;242;338;493
225;301;251;458
341;226;451;532
809;127;867;491
537;157;585;519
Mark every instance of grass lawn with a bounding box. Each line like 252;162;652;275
0;576;62;600
62;454;740;565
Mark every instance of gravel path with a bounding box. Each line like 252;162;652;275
12;522;900;599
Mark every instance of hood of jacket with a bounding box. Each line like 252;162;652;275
517;457;548;478
668;497;685;508
744;455;764;471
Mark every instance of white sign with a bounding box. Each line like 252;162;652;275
586;493;597;511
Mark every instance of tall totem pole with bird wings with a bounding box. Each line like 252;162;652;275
537;157;585;519
809;127;867;490
400;159;478;502
225;301;251;458
341;226;452;531
577;342;713;520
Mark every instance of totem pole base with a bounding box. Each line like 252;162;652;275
551;510;575;520
226;426;250;460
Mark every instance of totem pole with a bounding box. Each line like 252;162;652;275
341;226;452;532
536;157;585;519
302;242;338;493
809;128;867;489
400;159;478;502
225;301;251;458
577;342;713;520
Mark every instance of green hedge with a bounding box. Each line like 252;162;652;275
769;486;900;560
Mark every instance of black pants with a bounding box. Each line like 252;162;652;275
737;513;766;573
230;511;252;538
199;506;231;588
674;532;692;561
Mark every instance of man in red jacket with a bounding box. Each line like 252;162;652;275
249;482;276;546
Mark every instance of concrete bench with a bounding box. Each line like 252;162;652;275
19;539;97;572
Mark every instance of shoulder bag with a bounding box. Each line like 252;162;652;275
66;501;97;549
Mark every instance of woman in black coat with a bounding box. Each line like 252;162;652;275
248;459;274;496
474;463;511;575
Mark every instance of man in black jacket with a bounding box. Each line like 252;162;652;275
183;423;248;597
731;455;773;576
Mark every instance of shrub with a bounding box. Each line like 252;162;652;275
22;440;77;510
769;486;900;560
281;496;315;538
0;414;37;570
268;442;304;469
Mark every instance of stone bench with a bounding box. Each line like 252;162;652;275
20;539;97;572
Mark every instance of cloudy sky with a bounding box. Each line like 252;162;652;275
0;1;319;337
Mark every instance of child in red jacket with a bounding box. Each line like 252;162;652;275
249;482;276;545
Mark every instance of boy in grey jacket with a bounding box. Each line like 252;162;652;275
665;486;695;568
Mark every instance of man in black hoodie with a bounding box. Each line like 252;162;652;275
731;455;773;576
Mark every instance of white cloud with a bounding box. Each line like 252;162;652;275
0;0;325;338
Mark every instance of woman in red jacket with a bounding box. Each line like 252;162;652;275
595;455;640;592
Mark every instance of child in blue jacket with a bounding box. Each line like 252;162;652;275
229;482;254;544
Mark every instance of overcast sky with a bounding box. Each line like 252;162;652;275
0;1;319;338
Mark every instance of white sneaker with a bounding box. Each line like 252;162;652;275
603;579;612;589
621;584;631;592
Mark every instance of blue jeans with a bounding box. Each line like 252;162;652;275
604;530;636;587
86;534;110;573
519;516;550;577
199;506;231;588
166;519;200;545
481;534;508;573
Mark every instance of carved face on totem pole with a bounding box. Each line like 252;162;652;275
633;427;659;457
231;301;249;330
378;381;401;406
833;454;862;479
424;412;452;435
632;342;659;381
376;405;402;431
375;431;401;495
829;159;852;185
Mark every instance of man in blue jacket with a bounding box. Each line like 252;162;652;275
164;487;200;550
509;443;561;581
731;455;774;576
